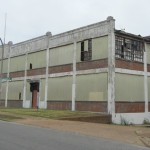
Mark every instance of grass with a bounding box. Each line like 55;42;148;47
0;108;100;120
0;114;23;121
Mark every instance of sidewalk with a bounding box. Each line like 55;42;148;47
16;117;150;148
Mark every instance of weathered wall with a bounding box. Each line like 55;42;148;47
2;59;8;73
115;73;144;102
8;81;23;100
28;51;46;69
92;36;108;60
40;73;108;101
49;36;108;67
146;43;150;64
10;55;25;72
47;76;72;101
0;46;2;58
49;44;74;66
76;73;107;101
1;82;6;99
3;36;108;74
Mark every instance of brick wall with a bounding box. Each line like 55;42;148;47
0;99;149;113
116;59;144;71
47;101;107;112
115;102;145;113
7;100;23;108
0;100;5;107
0;100;22;108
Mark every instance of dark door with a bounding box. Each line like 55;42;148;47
30;82;39;108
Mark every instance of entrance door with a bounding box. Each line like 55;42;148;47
30;82;39;108
32;89;38;108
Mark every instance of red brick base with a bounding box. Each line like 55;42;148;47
0;100;23;108
0;100;149;113
47;101;107;112
115;102;145;113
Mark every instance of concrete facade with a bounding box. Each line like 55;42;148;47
0;16;150;124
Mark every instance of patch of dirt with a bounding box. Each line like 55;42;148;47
16;117;150;148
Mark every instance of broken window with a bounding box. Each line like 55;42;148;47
81;39;92;61
115;36;144;62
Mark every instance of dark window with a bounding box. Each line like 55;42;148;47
30;82;39;92
19;92;21;100
80;39;92;61
81;41;84;61
115;36;144;62
30;63;32;69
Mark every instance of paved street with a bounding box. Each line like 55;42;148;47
0;121;148;150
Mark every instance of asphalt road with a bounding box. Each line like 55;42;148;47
0;121;148;150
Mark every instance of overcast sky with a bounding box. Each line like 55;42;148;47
0;0;149;44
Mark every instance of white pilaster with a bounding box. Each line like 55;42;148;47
107;16;116;116
44;32;51;109
71;41;77;111
5;42;12;107
144;45;148;113
23;50;28;108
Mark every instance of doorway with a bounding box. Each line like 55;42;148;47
30;82;39;108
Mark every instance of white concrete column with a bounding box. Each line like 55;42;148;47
5;41;13;107
23;50;28;108
107;16;116;116
71;41;77;111
144;45;148;113
44;32;51;109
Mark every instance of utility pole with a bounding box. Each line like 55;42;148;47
0;38;4;100
0;13;7;101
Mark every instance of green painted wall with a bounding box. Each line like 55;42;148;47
92;36;108;60
146;43;150;64
76;73;107;101
8;81;23;100
28;51;46;69
1;36;108;73
115;73;144;101
2;59;8;73
1;82;6;99
49;36;108;66
43;73;107;101
40;79;45;101
47;76;72;101
0;47;2;58
10;55;25;72
49;44;74;66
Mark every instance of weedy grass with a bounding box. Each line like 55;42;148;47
0;108;100;120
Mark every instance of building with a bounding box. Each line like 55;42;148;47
0;16;150;124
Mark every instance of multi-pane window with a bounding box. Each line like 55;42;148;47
81;39;92;61
115;36;144;62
